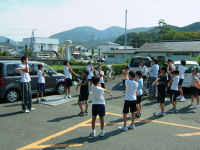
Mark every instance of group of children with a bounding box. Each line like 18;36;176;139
17;56;200;137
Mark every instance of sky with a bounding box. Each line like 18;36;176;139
0;0;200;41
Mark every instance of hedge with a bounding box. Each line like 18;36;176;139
50;64;128;80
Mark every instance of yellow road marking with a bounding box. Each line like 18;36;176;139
176;132;200;137
17;112;200;150
17;118;91;150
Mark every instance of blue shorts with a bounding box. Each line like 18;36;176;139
178;79;184;85
38;83;45;92
92;104;105;117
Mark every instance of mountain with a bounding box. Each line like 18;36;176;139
0;36;16;45
49;26;154;45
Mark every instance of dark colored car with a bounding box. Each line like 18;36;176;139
0;60;65;102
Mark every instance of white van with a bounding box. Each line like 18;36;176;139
128;56;152;71
174;61;199;88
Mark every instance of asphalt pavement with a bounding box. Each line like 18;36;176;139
0;76;200;150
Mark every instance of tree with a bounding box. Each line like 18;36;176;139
98;48;101;58
0;48;2;56
25;43;30;56
158;19;170;39
2;50;9;56
91;48;95;58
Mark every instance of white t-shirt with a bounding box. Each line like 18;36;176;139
125;80;138;101
150;64;159;78
64;66;72;79
37;70;45;83
170;76;179;91
87;65;93;79
91;86;105;105
178;65;186;79
95;70;104;83
139;65;148;76
19;64;31;82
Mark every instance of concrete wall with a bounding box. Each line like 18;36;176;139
105;53;136;64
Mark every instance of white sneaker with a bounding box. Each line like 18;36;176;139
127;124;136;130
118;125;128;131
177;96;182;99
68;95;72;99
180;97;185;102
24;110;30;113
196;105;199;108
188;102;193;106
64;95;68;99
99;130;105;137
90;130;96;137
29;108;35;111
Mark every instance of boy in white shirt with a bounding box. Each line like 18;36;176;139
90;76;113;137
95;65;107;88
36;64;48;103
64;61;78;99
87;61;94;91
178;60;186;102
118;71;138;131
168;70;179;113
15;56;34;113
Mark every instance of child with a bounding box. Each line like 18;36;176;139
135;71;143;118
149;59;159;97
64;61;78;99
152;67;168;117
139;61;147;95
90;76;113;137
15;56;34;113
168;70;179;113
118;71;138;131
76;70;89;116
178;60;186;102
188;66;199;108
122;66;129;89
87;61;94;91
95;65;107;88
36;64;48;103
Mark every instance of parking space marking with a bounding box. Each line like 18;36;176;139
17;112;200;150
176;132;200;137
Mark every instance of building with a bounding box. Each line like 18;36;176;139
23;37;59;53
135;40;200;62
104;49;137;64
97;41;134;57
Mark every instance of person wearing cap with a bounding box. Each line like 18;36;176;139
188;66;199;108
63;61;78;99
36;63;49;103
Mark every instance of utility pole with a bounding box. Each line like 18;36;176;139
30;29;36;56
124;9;128;63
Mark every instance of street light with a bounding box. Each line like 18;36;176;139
64;40;72;61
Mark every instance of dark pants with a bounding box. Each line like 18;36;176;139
20;82;32;111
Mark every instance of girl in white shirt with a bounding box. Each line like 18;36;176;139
64;61;78;99
87;61;94;91
37;64;48;103
95;65;107;88
139;61;147;95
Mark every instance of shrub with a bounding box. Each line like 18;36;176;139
50;64;127;80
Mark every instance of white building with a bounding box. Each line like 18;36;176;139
97;42;134;57
23;37;59;52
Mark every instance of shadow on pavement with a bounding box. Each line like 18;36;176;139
42;130;122;150
178;106;196;114
47;114;78;122
112;82;123;91
4;104;21;107
0;111;22;117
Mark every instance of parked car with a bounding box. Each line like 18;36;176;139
77;57;83;61
0;60;65;102
128;56;152;71
174;61;199;88
35;54;50;60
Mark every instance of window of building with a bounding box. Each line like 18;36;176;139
108;54;115;58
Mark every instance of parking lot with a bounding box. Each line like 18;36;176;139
0;76;200;150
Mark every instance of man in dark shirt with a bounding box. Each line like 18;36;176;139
76;70;89;116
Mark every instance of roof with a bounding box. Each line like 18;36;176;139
137;40;200;53
98;42;120;46
103;50;136;54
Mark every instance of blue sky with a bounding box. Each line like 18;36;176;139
0;0;200;41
